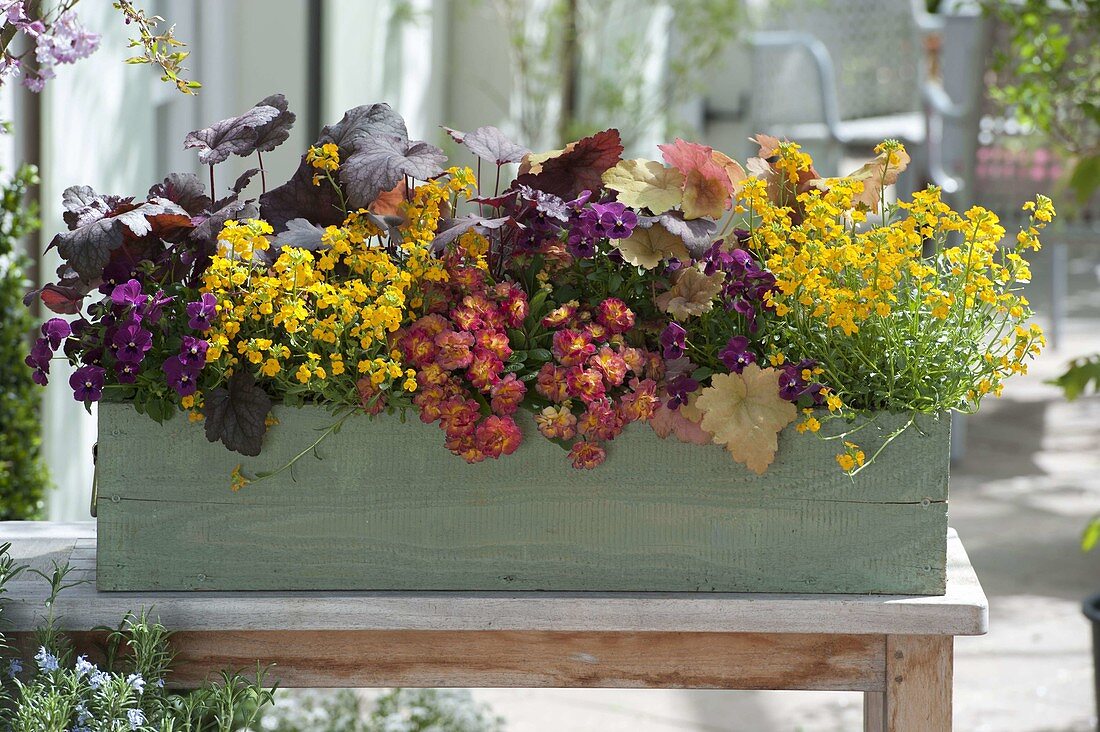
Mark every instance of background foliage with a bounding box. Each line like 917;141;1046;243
0;164;48;520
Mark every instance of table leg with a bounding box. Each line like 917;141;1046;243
863;691;885;731
883;634;953;731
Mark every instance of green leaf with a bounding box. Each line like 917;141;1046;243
1049;357;1100;400
1083;516;1100;552
691;366;714;381
1068;155;1100;206
529;348;553;362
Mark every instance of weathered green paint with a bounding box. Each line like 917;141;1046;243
95;402;949;594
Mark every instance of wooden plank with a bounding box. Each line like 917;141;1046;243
8;630;887;691
865;691;885;731
1;524;988;637
885;635;953;731
95;403;950;594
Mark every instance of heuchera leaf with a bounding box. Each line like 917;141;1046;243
184;104;280;165
341;135;447;210
819;147;911;213
695;364;797;474
601;158;684;214
431;214;510;250
516;129;624;200
319;103;408;156
51;218;124;282
191;200;259;246
272;218;327;250
259;156;346;232
751;133;782;158
614;222;689;269
251;93;296;153
445;125;529;165
61;185;117;230
650;402;712;445
148;173;211;215
655;267;725;319
657;211;717;257
203;371;273;457
658;139;733;220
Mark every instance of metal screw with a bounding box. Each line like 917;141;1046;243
921;497;932;508
110;495;120;503
196;573;207;582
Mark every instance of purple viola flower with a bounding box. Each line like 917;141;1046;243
665;373;700;410
162;356;199;396
590;202;638;239
110;279;147;309
25;337;53;385
179;335;208;367
140;289;173;323
566;234;596;259
659;322;687;360
41;318;71;349
69;365;105;402
115;360;139;384
186;293;217;331
718;336;756;373
112;321;152;363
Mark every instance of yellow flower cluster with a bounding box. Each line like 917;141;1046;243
200;206;449;407
741;141;1050;420
306;143;340;185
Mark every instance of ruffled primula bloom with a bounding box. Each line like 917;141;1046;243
569;440;607;469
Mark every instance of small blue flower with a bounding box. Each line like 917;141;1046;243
34;646;59;672
75;702;92;725
126;672;145;695
88;669;110;690
127;708;145;730
7;658;22;677
74;655;96;678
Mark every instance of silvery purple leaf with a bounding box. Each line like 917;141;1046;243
273;218;327;251
232;168;260;195
184;105;280;165
113;199;189;238
448;125;529;165
341;135;447;209
431;214;510;251
61;185;114;230
251;93;296;153
657;211;718;257
148;173;211;215
259;156;345;232
319;103;407;156
191;200;259;245
51;219;124;282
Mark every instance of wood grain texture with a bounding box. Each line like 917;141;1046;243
885;635;953;731
7;630;886;691
865;691;886;731
94;403;951;594
1;524;989;637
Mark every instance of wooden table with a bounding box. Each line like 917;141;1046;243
1;522;987;731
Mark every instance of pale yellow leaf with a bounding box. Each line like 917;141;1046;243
615;224;690;269
695;365;797;474
655;266;725;319
601;159;684;214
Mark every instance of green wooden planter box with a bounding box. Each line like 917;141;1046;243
94;402;949;594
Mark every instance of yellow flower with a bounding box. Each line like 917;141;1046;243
230;464;250;492
306;143;340;173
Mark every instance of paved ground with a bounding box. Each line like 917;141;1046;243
461;237;1100;730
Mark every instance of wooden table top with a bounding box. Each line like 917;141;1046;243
1;522;987;637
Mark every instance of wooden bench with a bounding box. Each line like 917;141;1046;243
1;522;987;731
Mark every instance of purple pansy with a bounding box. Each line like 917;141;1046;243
659;322;687;360
162;356;199;396
111;321;152;363
186;293;217;331
25;337;53;385
110;279;147;308
665;373;700;410
115;360;139;384
179;336;208;367
69;365;105;402
41;318;71;349
590;202;637;239
139;289;173;323
718;336;756;373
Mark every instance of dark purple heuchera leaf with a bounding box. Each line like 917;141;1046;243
516;128;623;200
273;218;327;250
319;103;407;156
342;135;447;210
231;168;260;195
61;185;122;230
51;218;124;282
657;211;718;257
191;200;259;245
184;104;280;165
148;173;212;215
203;371;273;456
251;93;296;153
259;156;345;232
444;125;529;165
431;214;510;250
